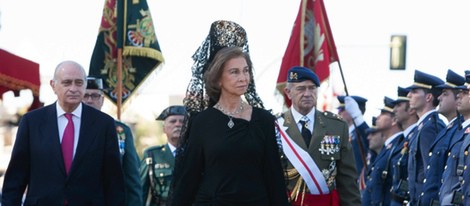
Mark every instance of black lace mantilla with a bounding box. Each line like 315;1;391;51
183;20;264;114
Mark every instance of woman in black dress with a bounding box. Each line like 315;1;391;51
170;21;288;206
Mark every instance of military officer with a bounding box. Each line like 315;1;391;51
337;95;370;191
140;105;186;206
277;66;360;205
406;70;446;205
390;86;418;206
420;69;465;205
362;97;405;206
83;77;143;206
440;72;470;205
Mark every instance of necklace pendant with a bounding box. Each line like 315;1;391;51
227;117;235;128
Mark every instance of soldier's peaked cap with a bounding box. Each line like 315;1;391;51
156;105;187;120
435;69;465;90
86;77;103;90
406;70;444;90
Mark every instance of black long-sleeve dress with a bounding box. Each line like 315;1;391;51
171;107;289;206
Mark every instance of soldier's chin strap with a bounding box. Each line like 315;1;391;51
146;151;161;205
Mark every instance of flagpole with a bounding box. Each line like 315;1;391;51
116;48;123;120
336;59;368;176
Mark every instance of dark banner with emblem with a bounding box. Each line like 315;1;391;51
89;0;164;106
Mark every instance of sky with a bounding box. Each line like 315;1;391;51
1;0;470;123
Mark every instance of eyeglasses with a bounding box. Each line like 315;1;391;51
84;93;102;100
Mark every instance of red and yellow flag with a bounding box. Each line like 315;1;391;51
277;0;338;107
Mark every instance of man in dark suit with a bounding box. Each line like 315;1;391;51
83;77;142;206
1;60;125;206
277;66;360;206
140;105;186;206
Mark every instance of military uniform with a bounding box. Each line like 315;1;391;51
389;86;415;206
115;121;144;206
406;70;446;205
84;77;143;206
362;97;404;206
390;125;417;206
407;111;446;205
420;69;466;205
363;133;404;206
420;116;462;205
439;123;468;205
278;109;361;206
140;144;175;206
337;95;370;183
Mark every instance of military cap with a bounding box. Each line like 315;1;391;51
337;95;368;114
435;69;465;89
392;86;410;105
406;70;444;90
86;77;103;90
287;66;320;86
381;96;396;114
366;116;378;135
156;105;187;120
456;70;470;90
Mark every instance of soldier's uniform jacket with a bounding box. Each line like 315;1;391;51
115;120;144;206
407;110;445;205
278;109;361;206
362;133;404;206
420;116;462;205
390;124;417;206
140;144;175;206
439;122;470;205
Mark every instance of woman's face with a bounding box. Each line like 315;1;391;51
219;56;250;97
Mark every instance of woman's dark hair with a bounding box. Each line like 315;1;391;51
203;46;253;106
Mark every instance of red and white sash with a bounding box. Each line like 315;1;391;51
276;118;330;195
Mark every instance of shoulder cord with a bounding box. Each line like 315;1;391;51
146;150;161;203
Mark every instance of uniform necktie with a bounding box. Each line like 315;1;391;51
299;116;312;147
62;113;74;174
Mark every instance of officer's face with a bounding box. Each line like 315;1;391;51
456;89;470;116
82;89;104;110
437;89;457;117
368;132;384;153
393;102;411;125
407;88;429;111
285;80;317;115
163;115;185;147
376;112;394;131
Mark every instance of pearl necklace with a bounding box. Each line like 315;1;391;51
214;100;245;128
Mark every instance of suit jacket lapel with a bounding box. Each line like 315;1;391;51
70;105;97;176
284;110;308;150
42;103;66;175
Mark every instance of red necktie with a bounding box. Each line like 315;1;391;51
62;113;74;175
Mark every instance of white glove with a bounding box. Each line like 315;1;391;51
344;96;364;125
